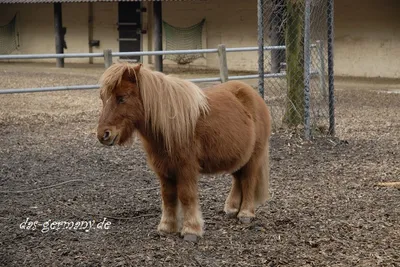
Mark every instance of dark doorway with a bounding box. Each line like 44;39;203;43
118;2;142;62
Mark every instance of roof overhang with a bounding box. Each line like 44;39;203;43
0;0;143;4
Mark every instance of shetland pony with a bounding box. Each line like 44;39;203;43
97;62;271;241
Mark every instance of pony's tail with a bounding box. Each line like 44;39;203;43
254;143;271;207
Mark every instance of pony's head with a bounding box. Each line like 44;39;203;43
97;62;210;153
97;62;143;146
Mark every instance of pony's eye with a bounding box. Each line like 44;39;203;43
117;96;125;104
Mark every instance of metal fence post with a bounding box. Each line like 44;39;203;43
217;44;228;83
327;0;335;136
257;0;265;98
304;0;312;139
103;49;112;69
316;40;327;99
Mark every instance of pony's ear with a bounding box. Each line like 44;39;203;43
134;63;142;73
123;63;142;83
131;63;142;83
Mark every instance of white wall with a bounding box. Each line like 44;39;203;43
63;3;90;57
0;3;91;63
335;0;400;78
0;4;55;57
90;2;118;64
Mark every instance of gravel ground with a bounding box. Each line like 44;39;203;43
0;63;399;267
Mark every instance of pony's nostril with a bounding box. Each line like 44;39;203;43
103;130;111;141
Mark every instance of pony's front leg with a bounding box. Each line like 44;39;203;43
176;166;204;241
157;176;179;234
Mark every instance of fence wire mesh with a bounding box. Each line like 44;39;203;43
0;14;18;55
258;0;334;137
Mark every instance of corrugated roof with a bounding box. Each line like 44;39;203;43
0;0;143;3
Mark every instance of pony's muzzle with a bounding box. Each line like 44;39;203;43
97;127;117;146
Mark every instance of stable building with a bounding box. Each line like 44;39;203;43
1;0;400;78
0;0;259;72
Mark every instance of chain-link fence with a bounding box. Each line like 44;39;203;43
0;14;18;55
257;0;335;138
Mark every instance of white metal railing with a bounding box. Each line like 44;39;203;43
0;44;321;95
0;46;285;60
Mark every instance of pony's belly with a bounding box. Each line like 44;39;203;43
196;85;261;174
199;158;246;174
198;129;255;174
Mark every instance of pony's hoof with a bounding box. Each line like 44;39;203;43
157;221;178;234
224;207;239;218
184;234;198;243
238;216;253;224
157;230;169;237
225;211;238;219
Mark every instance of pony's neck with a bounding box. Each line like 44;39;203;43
136;118;167;152
137;67;209;155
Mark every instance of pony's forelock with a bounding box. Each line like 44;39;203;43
99;62;138;97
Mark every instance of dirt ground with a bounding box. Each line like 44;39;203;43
0;63;399;267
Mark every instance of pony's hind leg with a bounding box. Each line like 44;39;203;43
224;176;242;217
254;143;270;208
157;175;179;234
176;166;204;240
234;161;259;223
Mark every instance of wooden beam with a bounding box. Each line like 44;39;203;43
218;44;228;83
103;49;112;69
54;3;64;68
88;2;94;64
153;1;163;72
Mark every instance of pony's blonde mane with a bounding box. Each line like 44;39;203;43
99;62;210;153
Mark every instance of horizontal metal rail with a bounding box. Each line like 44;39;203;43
230;73;286;80
0;45;317;60
226;46;285;52
187;77;221;83
0;71;321;95
0;85;100;94
0;78;224;95
0;48;219;60
0;53;104;60
112;48;219;57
